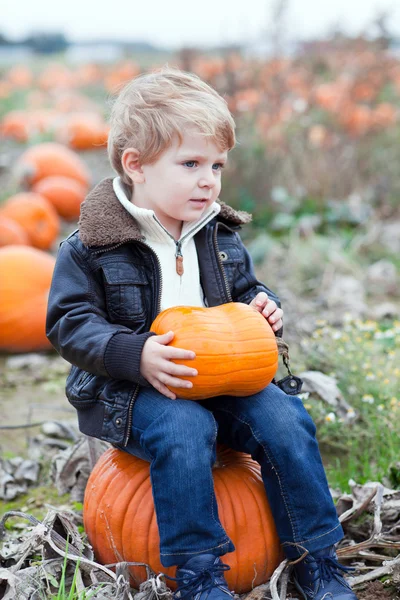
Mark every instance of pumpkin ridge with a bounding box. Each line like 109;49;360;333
241;466;283;572
121;467;153;565
90;458;143;562
187;364;276;376
148;498;160;574
227;464;271;589
213;466;239;585
224;467;246;585
238;466;269;584
177;349;277;358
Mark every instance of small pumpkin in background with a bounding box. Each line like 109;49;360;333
150;302;278;400
15;142;91;188
0;245;55;352
0;216;30;247
32;176;88;221
83;446;283;594
0;110;32;142
0;192;60;250
56;113;109;150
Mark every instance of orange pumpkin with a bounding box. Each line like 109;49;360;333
56;113;109;150
372;103;397;128
6;65;33;88
0;81;12;99
0;245;55;352
150;303;278;400
15;142;91;188
83;446;283;593
0;110;32;142
32;176;88;221
339;104;373;136
0;192;60;250
0;216;30;247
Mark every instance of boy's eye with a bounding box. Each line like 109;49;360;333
183;161;225;170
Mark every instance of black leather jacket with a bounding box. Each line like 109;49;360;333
46;178;281;447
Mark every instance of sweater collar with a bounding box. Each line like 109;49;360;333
112;177;221;244
78;177;252;248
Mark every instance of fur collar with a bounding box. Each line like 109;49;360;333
78;177;252;247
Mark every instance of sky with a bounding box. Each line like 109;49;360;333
1;0;400;49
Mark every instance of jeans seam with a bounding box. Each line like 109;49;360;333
282;522;342;546
160;539;232;556
208;413;229;537
215;407;300;541
130;425;155;462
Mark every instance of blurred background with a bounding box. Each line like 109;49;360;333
0;0;399;493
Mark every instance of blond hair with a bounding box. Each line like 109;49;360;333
107;65;236;186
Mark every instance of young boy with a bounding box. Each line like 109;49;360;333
46;67;358;600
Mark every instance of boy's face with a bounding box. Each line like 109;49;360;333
127;130;228;238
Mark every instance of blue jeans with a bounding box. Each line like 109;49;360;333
116;383;344;567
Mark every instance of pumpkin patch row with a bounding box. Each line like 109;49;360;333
0;143;92;351
0;109;109;149
0;245;55;352
1;45;400;151
0;143;90;249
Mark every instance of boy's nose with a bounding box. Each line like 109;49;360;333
198;174;216;188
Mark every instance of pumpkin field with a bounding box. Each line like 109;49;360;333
0;37;400;599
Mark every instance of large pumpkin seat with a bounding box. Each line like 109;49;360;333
83;445;283;593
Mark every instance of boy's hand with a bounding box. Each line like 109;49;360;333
249;292;283;332
140;331;197;400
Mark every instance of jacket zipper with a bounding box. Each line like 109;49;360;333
91;238;163;446
152;212;217;276
213;223;233;303
90;216;227;446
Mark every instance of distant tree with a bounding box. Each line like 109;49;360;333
0;32;13;46
372;10;393;49
23;32;69;54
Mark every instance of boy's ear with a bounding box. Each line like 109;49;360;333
122;148;145;183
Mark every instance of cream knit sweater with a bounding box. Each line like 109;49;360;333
113;177;221;311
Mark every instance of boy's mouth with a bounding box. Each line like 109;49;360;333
190;198;208;204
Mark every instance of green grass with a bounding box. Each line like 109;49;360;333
0;486;72;525
298;317;400;491
46;538;104;600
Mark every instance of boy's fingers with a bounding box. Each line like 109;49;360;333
267;307;283;323
262;301;277;317
164;362;198;377
151;378;176;400
154;331;174;343
255;292;268;306
158;374;193;389
163;347;196;360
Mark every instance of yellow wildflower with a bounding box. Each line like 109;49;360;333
325;412;336;423
362;394;374;404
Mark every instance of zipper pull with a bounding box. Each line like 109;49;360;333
175;241;184;275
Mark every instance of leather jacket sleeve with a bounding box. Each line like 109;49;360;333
232;242;283;338
46;239;154;384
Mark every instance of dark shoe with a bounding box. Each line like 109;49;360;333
165;554;234;600
292;545;358;599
